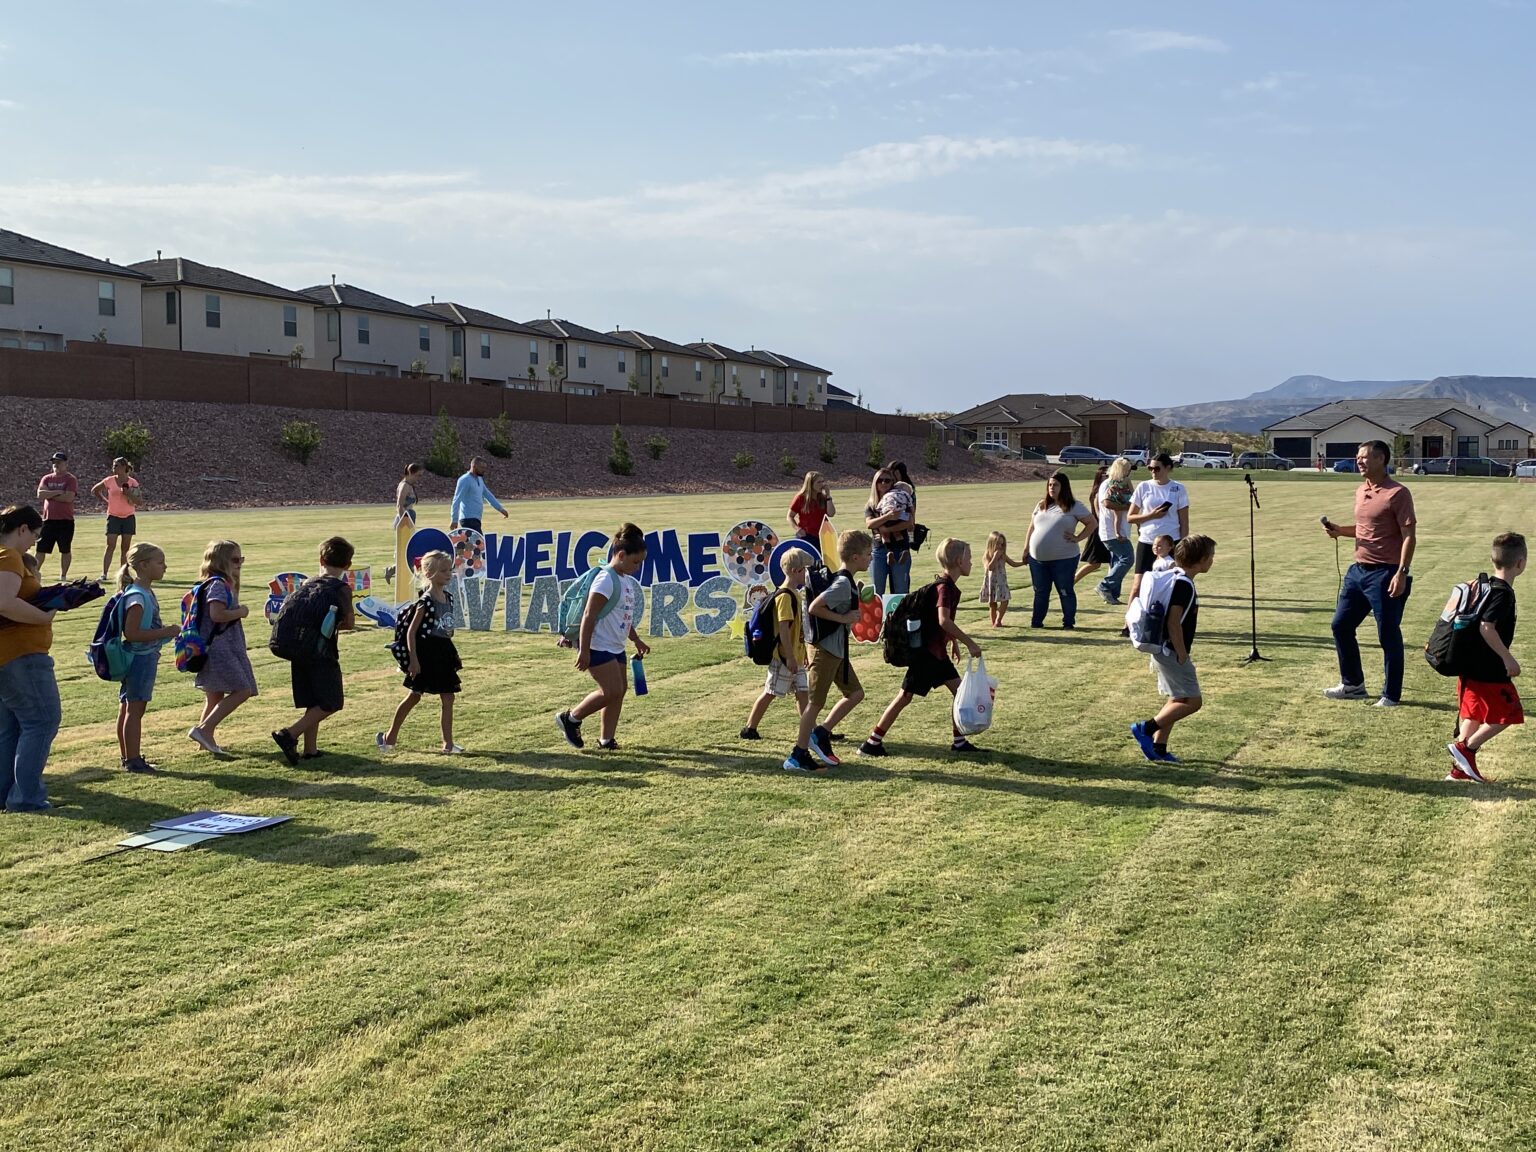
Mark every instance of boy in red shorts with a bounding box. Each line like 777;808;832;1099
1448;532;1525;783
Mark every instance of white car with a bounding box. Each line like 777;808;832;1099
1203;453;1234;468
970;441;1023;460
1515;459;1536;477
1177;452;1224;469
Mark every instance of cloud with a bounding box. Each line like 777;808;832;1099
1107;29;1229;55
1224;71;1307;99
0;99;18;111
709;44;1016;68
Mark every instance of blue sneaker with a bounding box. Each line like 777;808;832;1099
1154;748;1182;764
783;747;821;774
1130;721;1159;762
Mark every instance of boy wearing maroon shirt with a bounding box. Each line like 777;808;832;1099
1448;532;1525;784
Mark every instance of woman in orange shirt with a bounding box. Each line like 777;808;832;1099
91;456;142;582
0;504;61;812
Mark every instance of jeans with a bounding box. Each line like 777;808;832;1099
0;653;61;811
460;517;482;533
1332;563;1412;701
871;545;911;596
1028;555;1078;627
1099;538;1134;600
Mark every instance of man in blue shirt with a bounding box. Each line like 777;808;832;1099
449;457;508;532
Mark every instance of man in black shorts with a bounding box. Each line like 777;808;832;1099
35;451;78;579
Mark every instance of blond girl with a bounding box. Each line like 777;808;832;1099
981;531;1025;626
788;470;835;545
187;540;257;758
116;542;177;773
378;551;464;754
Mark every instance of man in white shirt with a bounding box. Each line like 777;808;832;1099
1126;453;1190;604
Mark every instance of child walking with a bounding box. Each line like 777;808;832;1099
741;547;813;752
271;537;355;765
378;551;465;754
859;537;985;758
556;523;650;751
116;543;178;774
1130;534;1217;765
980;531;1024;627
792;530;873;769
1447;532;1526;784
187;540;258;758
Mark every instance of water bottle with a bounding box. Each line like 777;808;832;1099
320;604;338;639
906;616;922;650
631;654;648;696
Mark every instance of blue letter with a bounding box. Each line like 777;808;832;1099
486;533;523;581
523;529;554;581
554;531;578;580
573;530;608;574
687;531;721;588
641;529;687;587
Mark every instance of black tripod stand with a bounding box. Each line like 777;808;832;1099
1240;472;1270;664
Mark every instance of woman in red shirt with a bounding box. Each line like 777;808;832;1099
788;471;835;545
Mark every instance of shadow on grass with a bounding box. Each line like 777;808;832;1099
205;826;421;867
1242;764;1536;801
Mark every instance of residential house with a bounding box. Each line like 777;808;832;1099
131;256;316;363
419;302;548;387
614;330;711;400
0;228;149;351
948;394;1156;455
520;318;640;394
1264;400;1533;465
300;281;449;377
824;382;865;411
766;351;832;410
687;341;770;405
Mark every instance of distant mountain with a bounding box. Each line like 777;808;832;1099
1248;375;1427;401
1146;399;1319;435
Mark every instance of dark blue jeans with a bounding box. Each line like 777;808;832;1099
1332;563;1412;701
1028;555;1078;627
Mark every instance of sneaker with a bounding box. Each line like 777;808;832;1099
123;756;157;775
1323;682;1368;700
1372;696;1399;708
1129;720;1159;762
1445;766;1475;782
739;726;761;741
809;726;841;767
950;739;981;754
271;729;301;766
1447;741;1488;783
783;748;821;774
596;739;619;751
1097;585;1115;604
187;726;228;758
1154;748;1182;764
375;731;395;754
441;743;466;755
857;739;887;758
555;710;584;749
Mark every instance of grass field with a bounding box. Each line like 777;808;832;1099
4;472;1534;1151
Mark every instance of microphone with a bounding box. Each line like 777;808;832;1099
1244;472;1259;508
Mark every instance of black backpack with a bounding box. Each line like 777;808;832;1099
1424;573;1492;677
269;576;343;662
745;588;796;666
805;564;849;646
882;582;939;667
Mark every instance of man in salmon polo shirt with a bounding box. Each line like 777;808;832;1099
1322;439;1416;707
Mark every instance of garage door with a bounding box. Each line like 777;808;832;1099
1088;419;1117;453
1323;442;1357;464
1272;437;1311;463
1031;432;1073;454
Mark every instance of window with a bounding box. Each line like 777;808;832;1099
568;384;597;396
577;345;587;369
480;333;491;359
283;305;298;337
26;339;46;351
418;325;430;352
528;340;539;366
759;369;767;388
0;337;18;348
554;343;565;367
1497;438;1520;451
97;281;116;317
694;361;702;383
816;375;823;392
661;356;669;379
326;311;339;342
793;371;800;387
1457;435;1478;458
205;294;221;328
165;291;177;324
512;379;536;391
618;351;626;374
451;329;464;358
0;266;11;305
358;315;370;344
982;428;1009;445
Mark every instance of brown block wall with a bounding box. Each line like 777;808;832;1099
503;392;567;424
349;376;432;416
565;394;621;426
135;356;249;403
670;403;715;430
431;381;503;419
752;408;792;433
714;405;753;432
250;363;348;410
0;348;135;401
620;397;673;427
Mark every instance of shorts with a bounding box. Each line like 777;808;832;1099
106;515;137;537
36;519;75;554
763;656;809;697
808;646;862;714
903;649;960;697
291;657;345;713
1134;540;1169;575
1458;678;1524;726
1150;650;1201;700
588;649;625;668
119;652;160;703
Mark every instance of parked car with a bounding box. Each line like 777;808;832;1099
1203;453;1235;468
1058;445;1114;466
1178;453;1225;469
1412;456;1512;477
1513;459;1536;477
1332;459;1396;474
1121;448;1148;466
970;441;1023;461
1235;451;1293;471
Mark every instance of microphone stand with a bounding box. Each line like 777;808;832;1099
1240;473;1269;664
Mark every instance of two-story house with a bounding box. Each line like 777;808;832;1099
519;318;640;394
300;281;449;378
0;229;149;351
419;302;549;388
614;330;714;400
687;342;771;405
131;256;317;364
766;351;832;410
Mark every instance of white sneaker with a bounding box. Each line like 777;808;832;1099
187;727;229;758
1323;682;1368;700
441;743;466;755
1372;696;1399;708
375;731;395;753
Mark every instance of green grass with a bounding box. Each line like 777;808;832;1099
3;477;1535;1151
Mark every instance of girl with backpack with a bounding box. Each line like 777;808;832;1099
788;471;835;546
555;523;650;751
187;540;257;759
115;542;179;774
377;551;465;754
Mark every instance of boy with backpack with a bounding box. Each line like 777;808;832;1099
1446;532;1525;784
859;537;983;758
269;537;355;765
1129;534;1216;764
741;548;814;763
791;530;873;770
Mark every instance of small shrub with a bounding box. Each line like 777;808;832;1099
426;407;461;477
103;420;151;465
924;427;941;471
609;425;634;476
279;419;324;466
645;434;669;461
484;411;513;458
866;434;885;470
780;452;797;476
819;433;838;464
734;452;754;470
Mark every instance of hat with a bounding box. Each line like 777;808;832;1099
48;451;68;462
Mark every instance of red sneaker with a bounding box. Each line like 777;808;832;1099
1447;741;1489;784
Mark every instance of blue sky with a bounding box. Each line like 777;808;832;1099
3;0;1533;409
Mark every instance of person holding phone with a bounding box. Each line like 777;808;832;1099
1126;452;1190;608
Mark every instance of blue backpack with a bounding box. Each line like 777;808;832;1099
557;565;622;644
745;588;795;665
86;592;131;681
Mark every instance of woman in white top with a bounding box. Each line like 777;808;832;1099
1073;465;1112;586
1095;457;1135;604
1021;471;1096;630
1127;452;1190;604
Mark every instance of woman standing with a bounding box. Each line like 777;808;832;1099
396;462;424;526
788;471;835;545
1022;472;1095;629
864;469;912;595
0;505;61;812
1073;465;1112;585
91;457;141;582
1095;457;1136;604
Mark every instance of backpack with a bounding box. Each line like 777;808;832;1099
1125;568;1195;654
804;565;847;646
745;588;796;665
173;577;228;674
881;582;940;667
268;576;343;662
557;565;622;645
1424;573;1492;677
387;596;438;673
86;592;130;681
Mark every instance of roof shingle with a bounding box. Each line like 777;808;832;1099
0;229;150;280
299;283;445;322
129;257;313;303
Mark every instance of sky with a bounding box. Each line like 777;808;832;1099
2;0;1533;411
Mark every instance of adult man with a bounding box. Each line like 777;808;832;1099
1126;452;1190;604
1323;439;1416;707
35;451;78;579
449;457;508;533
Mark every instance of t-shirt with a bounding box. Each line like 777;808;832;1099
1168;576;1199;650
1130;479;1189;544
38;472;78;521
101;475;141;519
1467;576;1517;682
1101;478;1133;508
926;576;960;660
1352;479;1415;566
121;583;165;656
1029;500;1091;563
813;571;857;659
877;488;915;524
769;585;808;666
790;493;829;539
1152;555;1177;572
589;567;638;655
0;547;52;666
1097;499;1128;542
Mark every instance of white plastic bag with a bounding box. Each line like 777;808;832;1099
953;654;999;736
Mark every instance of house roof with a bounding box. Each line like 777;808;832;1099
950;392;1151;425
522;318;640;349
688;341;763;363
1264;399;1508;435
614;329;702;357
1014;408;1083;430
299;283;444;322
767;351;832;375
0;229;151;280
827;382;855;399
961;402;1021;426
129;257;313;303
419;302;543;336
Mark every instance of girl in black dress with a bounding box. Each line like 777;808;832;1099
378;550;464;754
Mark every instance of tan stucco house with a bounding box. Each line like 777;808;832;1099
949;394;1157;455
300;281;448;378
1;229;149;351
1264;400;1532;465
419;302;550;388
132;256;317;364
519;318;642;394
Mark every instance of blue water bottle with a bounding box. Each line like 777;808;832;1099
631;654;648;696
